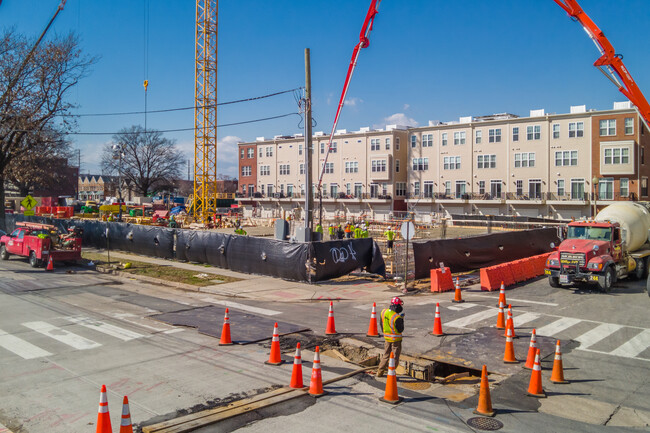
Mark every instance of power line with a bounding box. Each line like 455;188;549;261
65;87;304;118
59;112;301;136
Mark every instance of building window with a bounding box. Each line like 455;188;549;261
571;178;585;200
395;182;406;196
444;181;451;196
412;157;429;171
385;138;391;150
555;150;578;166
552;124;560;139
453;131;466;145
490;180;502;198
371;138;381;151
527;125;541;140
241;166;251;176
396;137;400;150
455;180;466;198
600;119;616;136
643;178;648;197
478;180;485;194
371;160;387;172
569;122;584;138
298;144;303;155
354;183;363;198
642;147;645;165
442;132;448;146
260;165;270;176
320;143;325;154
299;164;305;175
413;181;420;196
423;181;434;198
529;179;542;199
324;163;334;174
395;159;400;173
476;130;482;144
265;147;273;157
247;148;254;158
279;164;290;175
477;154;496;169
514;152;535;167
625;118;634;135
410;135;417;148
330;142;337;153
620;178;629;197
489;129;501;143
516;180;523;196
345;161;359;173
604;147;629;164
557;179;565;197
240;149;245;159
259;147;263;157
422;134;433;147
512;127;519;142
443;156;461;170
598;178;614;200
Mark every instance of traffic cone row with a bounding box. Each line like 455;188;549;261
95;385;133;433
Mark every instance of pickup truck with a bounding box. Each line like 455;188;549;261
0;222;82;267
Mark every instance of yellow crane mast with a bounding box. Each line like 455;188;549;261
193;0;218;223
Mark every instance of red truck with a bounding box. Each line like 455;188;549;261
0;222;83;267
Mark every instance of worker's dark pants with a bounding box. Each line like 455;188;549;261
376;340;402;376
346;232;352;238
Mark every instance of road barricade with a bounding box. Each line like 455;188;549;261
430;267;454;292
480;266;502;291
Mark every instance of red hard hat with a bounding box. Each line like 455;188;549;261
391;296;403;306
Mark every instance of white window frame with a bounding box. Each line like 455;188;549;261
489;129;501;143
476;130;482;144
625;118;634;135
600;119;616;136
442;132;448;146
553;124;560;139
422;134;433;147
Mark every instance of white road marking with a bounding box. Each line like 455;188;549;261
609;329;650;359
22;321;101;350
535;317;581;337
468;293;559;307
575;323;624;350
66;316;144;341
512;312;541;327
578;347;650;362
0;328;52;359
200;298;282;316
447;302;477;311
445;309;496;329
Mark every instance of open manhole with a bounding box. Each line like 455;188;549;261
466;417;504;431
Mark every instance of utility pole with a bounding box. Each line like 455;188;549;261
304;48;313;241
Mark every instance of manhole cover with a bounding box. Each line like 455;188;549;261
399;382;431;390
466;417;503;431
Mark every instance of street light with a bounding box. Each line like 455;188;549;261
592;176;599;218
112;144;125;221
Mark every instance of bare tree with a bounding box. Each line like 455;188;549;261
0;30;94;228
101;125;184;197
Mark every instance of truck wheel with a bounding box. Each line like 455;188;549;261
598;267;614;293
548;275;561;288
29;251;41;268
0;245;8;260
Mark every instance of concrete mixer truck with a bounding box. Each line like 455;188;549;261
545;202;650;292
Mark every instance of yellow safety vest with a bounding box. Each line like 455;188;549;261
381;309;402;342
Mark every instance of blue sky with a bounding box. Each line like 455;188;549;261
2;0;650;178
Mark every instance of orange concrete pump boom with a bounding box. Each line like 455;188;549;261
554;0;650;129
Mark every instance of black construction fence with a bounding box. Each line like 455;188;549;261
3;214;385;283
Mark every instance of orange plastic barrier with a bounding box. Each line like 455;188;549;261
497;264;515;287
511;260;527;283
430;267;454;292
480;266;501;291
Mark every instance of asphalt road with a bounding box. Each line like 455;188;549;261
0;256;648;432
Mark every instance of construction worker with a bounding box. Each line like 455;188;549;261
354;225;362;239
234;225;247;236
376;297;405;378
361;225;369;238
337;224;344;240
344;223;352;239
384;226;395;253
328;224;336;240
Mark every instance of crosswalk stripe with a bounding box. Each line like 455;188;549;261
0;328;52;359
200;298;282;316
575;323;624;350
445;309;495;329
447;302;477;311
512;312;540;327
22;321;101;350
536;317;582;337
467;293;559;307
609;329;650;359
65;317;144;341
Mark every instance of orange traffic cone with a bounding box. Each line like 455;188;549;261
46;255;54;271
366;302;379;337
325;301;337;335
309;346;325;397
96;384;112;433
431;303;444;336
289;342;304;389
452;278;464;303
496;282;506;307
527;348;546;397
119;396;133;433
550;340;569;384
503;326;518;363
219;308;233;346
473;365;495;417
378;351;401;404
524;329;538;369
503;304;516;338
264;322;284;365
496;301;506;329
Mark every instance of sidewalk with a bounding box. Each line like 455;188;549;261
88;249;399;303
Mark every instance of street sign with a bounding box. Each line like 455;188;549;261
400;221;415;240
24;210;34;216
20;195;37;211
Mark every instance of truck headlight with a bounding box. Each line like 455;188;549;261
587;262;603;270
547;258;559;267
